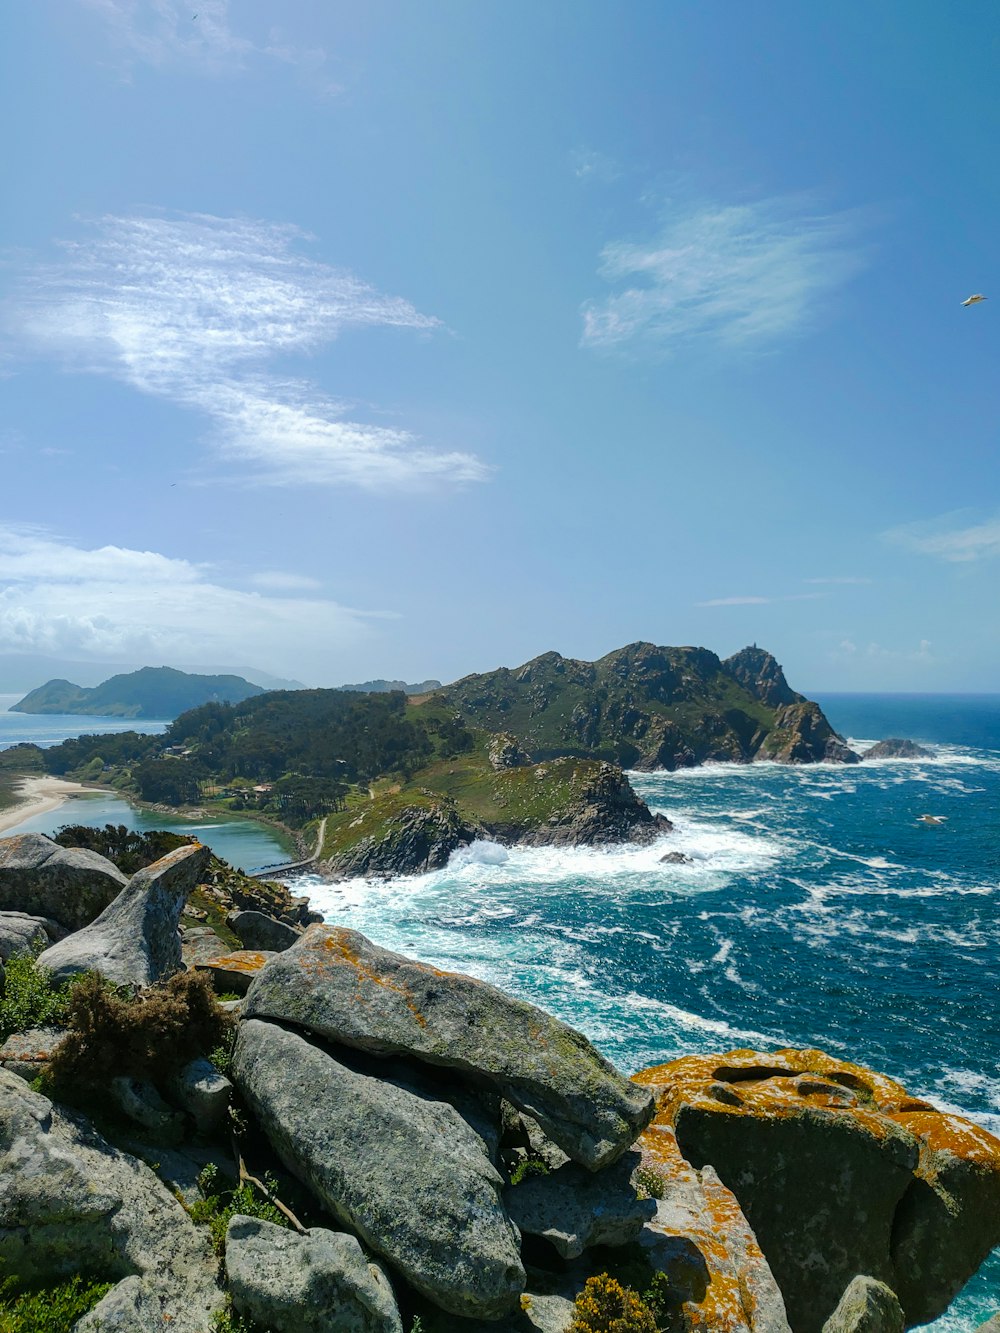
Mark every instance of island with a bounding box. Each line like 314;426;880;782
10;666;267;719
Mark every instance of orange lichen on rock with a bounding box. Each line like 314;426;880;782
319;929;430;1028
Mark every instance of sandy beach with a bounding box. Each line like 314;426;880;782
0;776;105;836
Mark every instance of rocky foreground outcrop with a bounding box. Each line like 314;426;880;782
634;1047;1000;1332
1;831;999;1331
0;832;127;931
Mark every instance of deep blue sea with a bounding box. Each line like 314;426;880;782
288;694;1000;1332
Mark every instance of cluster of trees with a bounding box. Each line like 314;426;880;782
54;824;192;874
40;689;474;819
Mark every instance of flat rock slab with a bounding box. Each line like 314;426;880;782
0;833;127;932
180;925;231;967
0;1026;66;1082
505;1150;655;1259
634;1047;1000;1332
232;1018;525;1319
243;925;654;1169
195;949;276;995
226;1215;402;1333
38;842;211;987
0;1068;222;1331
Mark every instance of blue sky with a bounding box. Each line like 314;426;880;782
1;1;998;691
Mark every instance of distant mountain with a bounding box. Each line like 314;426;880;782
0;655;304;694
338;678;442;695
438;642;857;768
10;666;267;719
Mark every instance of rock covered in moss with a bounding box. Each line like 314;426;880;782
757;703;859;764
233;1018;524;1319
37;842;211;987
243;926;654;1169
0;1068;222;1331
0;833;127;932
225;1214;403;1333
633;1048;1000;1331
518;763;672;847
324;797;485;879
821;1275;903;1333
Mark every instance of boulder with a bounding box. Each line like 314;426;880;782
225;1214;403;1333
0;910;53;961
862;738;933;760
243;925;653;1170
195;949;275;995
232;1018;525;1319
167;1057;231;1135
37;842;211;987
0;1026;65;1082
821;1276;904;1333
0;833;127;931
504;1150;655;1259
228;908;301;952
633;1048;1000;1331
0;1068;222;1331
635;1113;790;1332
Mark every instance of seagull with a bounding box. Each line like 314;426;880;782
917;814;947;825
961;294;987;306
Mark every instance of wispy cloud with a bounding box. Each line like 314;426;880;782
0;524;381;676
802;576;873;585
82;0;333;85
582;195;868;354
698;592;826;607
884;511;1000;562
838;637;932;662
571;148;621;184
7;212;488;491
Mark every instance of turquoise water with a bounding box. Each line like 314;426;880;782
3;790;296;874
290;694;1000;1331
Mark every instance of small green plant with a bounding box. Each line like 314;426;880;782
0;1273;114;1333
568;1273;660;1333
633;1165;667;1200
209;1300;263;1333
409;1319;426;1333
0;954;70;1044
48;971;234;1090
209;1025;237;1079
508;1154;550;1186
190;1165;286;1256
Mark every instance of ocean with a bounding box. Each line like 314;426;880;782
2;691;998;1325
287;693;1000;1332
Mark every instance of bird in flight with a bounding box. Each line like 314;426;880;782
961;294;987;306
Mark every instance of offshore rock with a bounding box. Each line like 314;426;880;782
756;702;860;765
821;1276;904;1333
232;1018;525;1319
243;926;654;1169
0;1069;222;1331
37;842;211;987
518;762;672;847
862;738;933;760
0;833;127;931
633;1048;1000;1331
504;1150;655;1259
225;1215;403;1333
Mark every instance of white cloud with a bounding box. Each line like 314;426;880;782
582;195;867;354
81;0;332;84
0;524;381;675
884;511;1000;562
8;212;488;491
697;592;826;607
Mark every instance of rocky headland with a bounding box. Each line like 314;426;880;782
0;830;999;1332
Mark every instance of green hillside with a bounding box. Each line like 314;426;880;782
11;666;266;719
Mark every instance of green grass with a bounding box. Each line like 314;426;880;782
189;1163;287;1256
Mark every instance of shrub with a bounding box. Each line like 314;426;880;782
48;971;234;1089
568;1273;660;1333
0;1274;114;1333
190;1163;286;1256
633;1165;667;1200
509;1154;550;1186
0;954;70;1044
